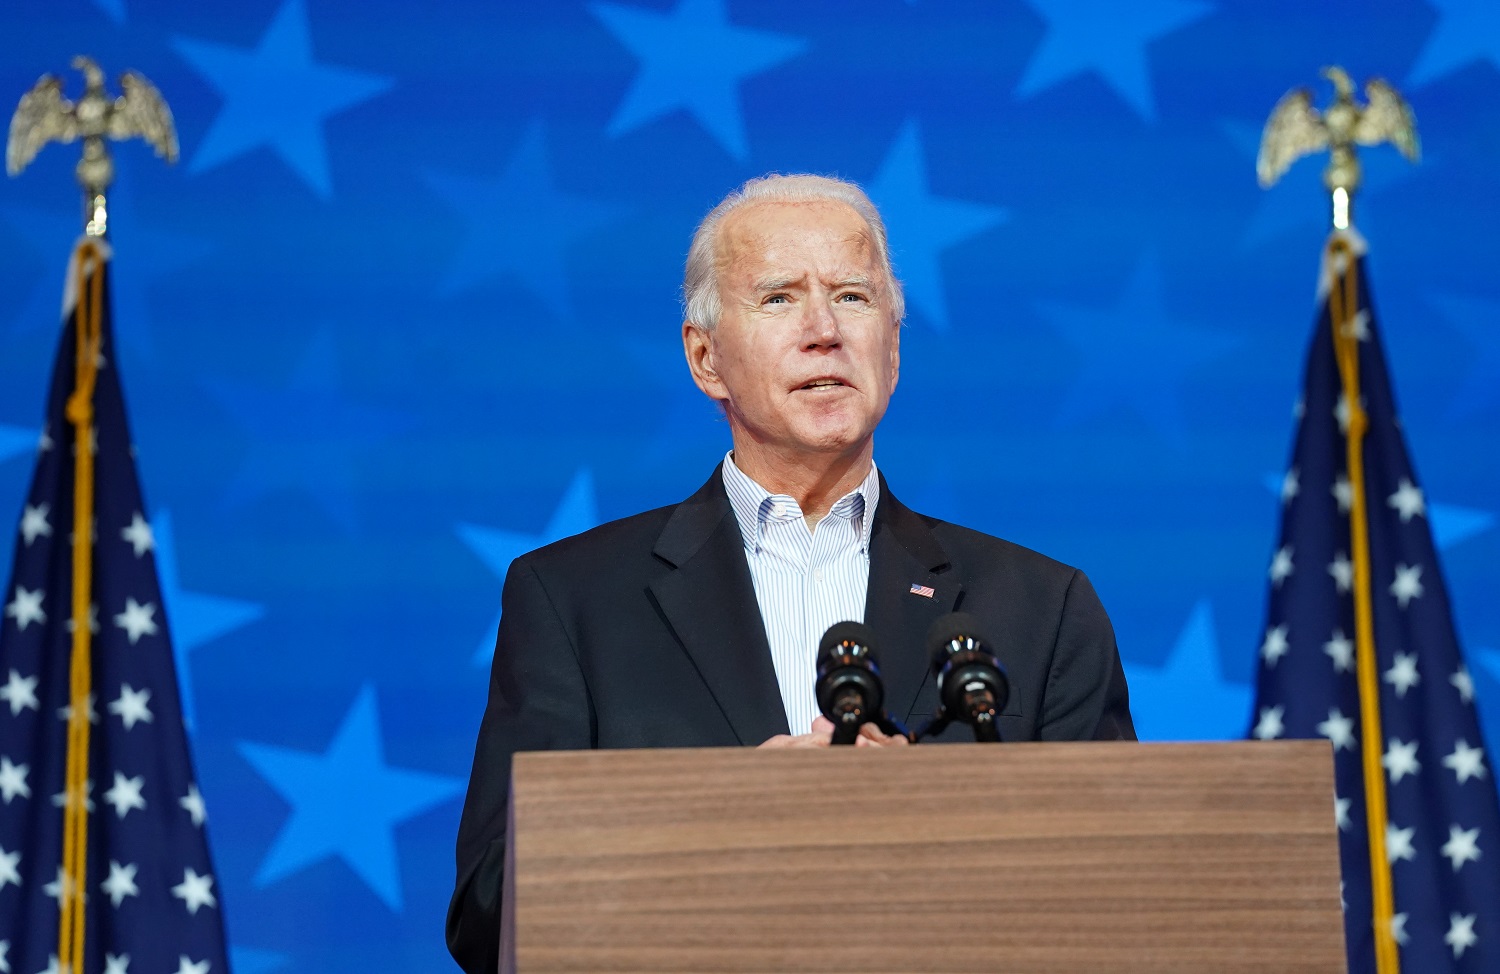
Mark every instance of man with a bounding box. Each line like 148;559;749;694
446;174;1134;973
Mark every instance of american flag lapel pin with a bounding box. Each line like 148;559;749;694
909;582;936;599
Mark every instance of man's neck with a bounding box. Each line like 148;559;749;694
729;440;874;525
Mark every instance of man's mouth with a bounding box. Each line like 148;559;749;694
798;378;847;391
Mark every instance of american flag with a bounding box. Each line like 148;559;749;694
1250;230;1500;972
0;243;230;974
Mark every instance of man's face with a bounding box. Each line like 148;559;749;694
684;199;901;463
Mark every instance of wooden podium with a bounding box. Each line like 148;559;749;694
500;741;1345;973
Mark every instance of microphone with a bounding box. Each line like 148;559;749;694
815;622;899;745
920;613;1010;743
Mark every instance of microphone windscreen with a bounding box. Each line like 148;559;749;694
819;620;879;660
925;612;987;661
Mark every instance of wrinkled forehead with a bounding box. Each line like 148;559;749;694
714;200;878;282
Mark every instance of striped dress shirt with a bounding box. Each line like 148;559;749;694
721;452;880;736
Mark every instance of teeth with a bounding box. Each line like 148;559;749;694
804;380;842;389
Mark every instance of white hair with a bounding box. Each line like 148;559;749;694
681;173;905;329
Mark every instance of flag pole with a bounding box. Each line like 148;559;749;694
1326;236;1399;974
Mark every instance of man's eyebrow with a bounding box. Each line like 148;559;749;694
753;275;803;292
832;276;877;289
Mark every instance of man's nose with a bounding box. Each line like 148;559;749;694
803;296;842;349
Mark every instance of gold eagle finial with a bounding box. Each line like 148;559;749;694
7;56;178;236
1257;66;1419;229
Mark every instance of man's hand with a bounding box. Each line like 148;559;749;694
758;716;910;748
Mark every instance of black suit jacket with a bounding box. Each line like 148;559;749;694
446;467;1134;973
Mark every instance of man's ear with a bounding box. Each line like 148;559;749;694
888;319;901;391
683;321;727;400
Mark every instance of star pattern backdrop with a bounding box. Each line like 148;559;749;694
0;0;1497;971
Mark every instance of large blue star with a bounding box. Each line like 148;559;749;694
424;123;623;319
204;329;415;532
1040;254;1240;443
1220;119;1423;250
1430;293;1500;420
589;0;808;160
153;509;265;732
238;684;465;911
1409;0;1500;87
458;468;600;666
172;0;394;199
867;120;1008;333
1015;0;1211;121
89;0;124;24
1124;600;1253;741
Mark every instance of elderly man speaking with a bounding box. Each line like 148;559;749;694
446;174;1134;972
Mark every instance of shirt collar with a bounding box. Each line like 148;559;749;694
721;451;880;554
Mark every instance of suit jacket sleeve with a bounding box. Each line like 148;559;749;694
446;557;593;974
1038;569;1136;741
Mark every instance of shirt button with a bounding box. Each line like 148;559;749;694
813;568;824;583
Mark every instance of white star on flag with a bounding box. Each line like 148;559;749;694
1280;467;1299;503
103;772;146;819
0;845;19;889
40;953;62;974
1323;629;1353;673
1443;739;1487;784
101;860;140;907
1260;625;1290;667
1451;665;1475;704
1253;705;1285;740
1384;738;1421;784
1268;545;1294;586
1390;563;1425;608
1341;309;1371;341
42;865;81;903
1327;553;1352;594
1386;823;1417;863
1446;912;1478;959
1335;796;1351;831
1383;651;1421;698
0;669;39;715
113;597;160;644
172;957;210;974
107;684;154;730
3;586;45;631
1331;474;1353;513
120;512;154;556
1387;478;1426;522
0;756;30;802
1390;912;1409;945
50;778;93;812
57;692;99;725
1316;708;1356;751
104;954;130;974
1440;825;1481;872
63;602;98;635
171;867;217;914
180;783;207;827
19;503;51;545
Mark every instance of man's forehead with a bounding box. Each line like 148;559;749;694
715;200;876;271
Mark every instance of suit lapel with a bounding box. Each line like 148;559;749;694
864;479;960;722
649;467;790;745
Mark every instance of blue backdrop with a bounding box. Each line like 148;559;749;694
1;0;1497;970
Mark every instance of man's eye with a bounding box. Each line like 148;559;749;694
765;295;788;304
838;292;867;302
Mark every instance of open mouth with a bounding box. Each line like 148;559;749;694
798;378;848;391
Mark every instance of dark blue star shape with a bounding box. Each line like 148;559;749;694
153;509;265;732
1015;0;1212;121
1039;254;1240;444
589;0;808;160
424;123;624;318
203;329;415;532
1124;600;1252;740
458;468;600;666
172;0;394;199
1409;0;1500;87
867;120;1008;333
1430;292;1500;420
237;684;465;911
